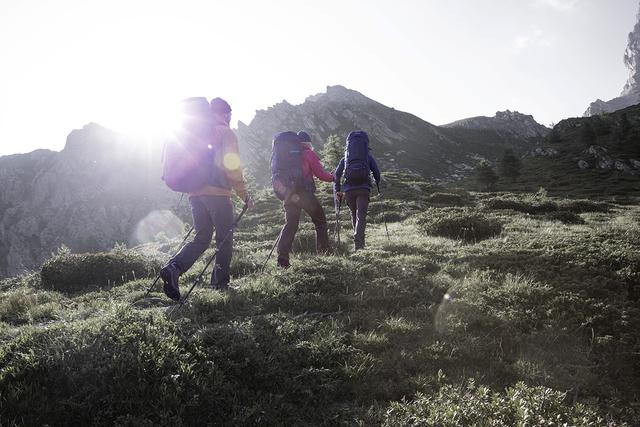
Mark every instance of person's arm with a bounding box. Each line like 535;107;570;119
369;154;381;185
221;129;249;201
305;150;334;183
334;158;345;192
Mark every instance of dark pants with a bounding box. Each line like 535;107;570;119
171;195;234;288
345;189;370;249
277;191;329;261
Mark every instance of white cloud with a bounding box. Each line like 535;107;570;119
512;28;555;53
535;0;582;11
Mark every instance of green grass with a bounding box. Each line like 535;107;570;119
1;173;639;425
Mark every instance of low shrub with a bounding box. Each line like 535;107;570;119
544;211;586;225
427;192;466;206
558;199;610;213
417;208;503;242
483;198;558;214
41;250;161;293
230;249;263;278
291;229;318;254
0;291;57;325
383;380;605;426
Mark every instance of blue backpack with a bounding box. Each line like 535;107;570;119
344;131;370;186
271;131;315;201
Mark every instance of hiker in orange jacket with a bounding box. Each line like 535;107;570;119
161;98;253;300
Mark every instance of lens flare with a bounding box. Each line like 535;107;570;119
132;210;185;245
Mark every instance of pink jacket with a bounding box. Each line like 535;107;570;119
301;143;334;183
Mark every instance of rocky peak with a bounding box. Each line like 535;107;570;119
622;3;640;96
311;85;375;105
585;2;640;115
443;110;549;139
63;123;121;156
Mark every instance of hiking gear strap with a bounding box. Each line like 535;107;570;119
170;203;249;314
377;182;390;241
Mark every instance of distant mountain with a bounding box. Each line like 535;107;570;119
585;3;640;116
236;85;544;184
0;124;176;278
443;110;550;139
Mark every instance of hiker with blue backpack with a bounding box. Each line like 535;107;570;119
334;131;381;250
271;130;335;269
160;97;253;300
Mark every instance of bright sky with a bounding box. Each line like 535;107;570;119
0;0;637;156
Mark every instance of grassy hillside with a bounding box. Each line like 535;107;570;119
1;173;639;425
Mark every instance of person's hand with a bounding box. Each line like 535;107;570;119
244;195;255;209
336;191;344;201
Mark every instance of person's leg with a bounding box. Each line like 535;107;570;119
162;196;213;299
299;192;329;254
170;196;214;272
277;200;302;267
354;189;370;249
206;196;234;289
345;191;358;248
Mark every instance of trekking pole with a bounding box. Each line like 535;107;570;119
261;226;284;273
333;190;342;244
142;226;194;299
376;182;390;241
171;203;249;315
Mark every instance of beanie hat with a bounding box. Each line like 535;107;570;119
210;97;232;114
297;130;312;142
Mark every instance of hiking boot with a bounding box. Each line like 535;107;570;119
277;256;290;269
160;262;181;301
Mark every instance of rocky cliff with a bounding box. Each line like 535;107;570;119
585;2;640;115
0;124;178;278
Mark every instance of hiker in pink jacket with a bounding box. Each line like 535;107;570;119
276;131;334;268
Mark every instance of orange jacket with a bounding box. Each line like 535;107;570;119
189;125;248;201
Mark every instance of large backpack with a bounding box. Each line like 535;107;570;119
271;131;313;201
344;130;370;186
162;97;217;193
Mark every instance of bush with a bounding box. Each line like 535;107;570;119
291;229;319;254
544;211;586;225
0;305;358;426
41;249;161;293
230;248;263;278
0;290;61;325
482;198;558;214
417;209;502;242
383;380;605;426
427;192;466;206
558;199;610;214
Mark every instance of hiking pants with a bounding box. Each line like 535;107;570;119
277;191;329;261
345;188;370;249
170;195;234;288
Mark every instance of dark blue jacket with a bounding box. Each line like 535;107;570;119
334;154;381;193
